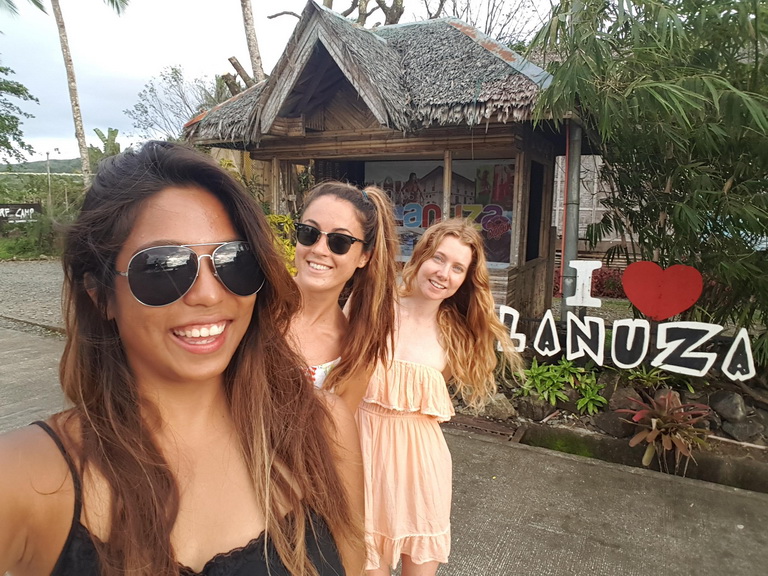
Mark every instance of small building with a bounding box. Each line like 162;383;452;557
185;1;572;321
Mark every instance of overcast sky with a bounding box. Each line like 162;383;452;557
2;0;432;162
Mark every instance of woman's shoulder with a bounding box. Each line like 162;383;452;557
0;419;78;572
0;420;75;498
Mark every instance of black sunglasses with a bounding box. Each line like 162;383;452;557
295;223;366;255
115;241;265;307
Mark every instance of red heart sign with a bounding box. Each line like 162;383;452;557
622;261;703;321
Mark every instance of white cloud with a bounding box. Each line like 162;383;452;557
1;0;308;162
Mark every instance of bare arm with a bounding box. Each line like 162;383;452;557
319;391;366;575
334;364;375;417
0;425;72;575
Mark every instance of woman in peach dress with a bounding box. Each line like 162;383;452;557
358;218;524;576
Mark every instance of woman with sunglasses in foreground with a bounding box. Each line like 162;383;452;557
0;142;365;576
291;181;399;413
359;219;523;576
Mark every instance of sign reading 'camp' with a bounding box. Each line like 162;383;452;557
0;204;42;224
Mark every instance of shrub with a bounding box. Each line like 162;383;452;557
267;214;296;275
616;390;711;475
553;266;626;298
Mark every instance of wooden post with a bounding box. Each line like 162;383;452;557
510;149;526;269
271;157;280;214
442;150;452;220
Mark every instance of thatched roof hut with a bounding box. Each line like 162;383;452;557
185;1;571;322
184;1;551;145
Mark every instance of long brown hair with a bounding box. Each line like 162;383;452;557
300;181;400;397
400;218;524;409
58;142;362;575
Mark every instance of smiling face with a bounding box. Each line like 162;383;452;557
110;185;256;392
415;235;473;302
293;195;369;296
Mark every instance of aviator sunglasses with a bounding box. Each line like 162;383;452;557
116;241;265;307
295;223;366;255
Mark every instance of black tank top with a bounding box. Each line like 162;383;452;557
33;421;345;576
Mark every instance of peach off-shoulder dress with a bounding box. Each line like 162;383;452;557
357;359;455;570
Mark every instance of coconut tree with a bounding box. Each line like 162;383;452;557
50;0;129;186
239;0;265;82
1;0;129;185
0;0;43;15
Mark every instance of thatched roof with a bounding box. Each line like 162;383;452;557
184;1;552;147
375;18;548;127
183;81;266;145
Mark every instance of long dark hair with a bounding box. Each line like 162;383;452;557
59;142;362;575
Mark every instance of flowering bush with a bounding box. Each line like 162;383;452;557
552;266;626;298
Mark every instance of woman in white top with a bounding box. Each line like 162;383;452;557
290;181;400;412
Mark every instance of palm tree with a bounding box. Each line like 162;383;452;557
0;0;129;185
0;0;43;15
239;0;265;82
50;0;129;186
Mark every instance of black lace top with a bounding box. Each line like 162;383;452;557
33;421;344;576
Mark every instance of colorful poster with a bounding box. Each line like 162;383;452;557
365;159;516;263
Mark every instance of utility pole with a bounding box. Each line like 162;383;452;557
46;151;52;215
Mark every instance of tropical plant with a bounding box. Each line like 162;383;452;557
616;389;712;474
88;127;121;168
627;364;672;392
575;382;608;416
517;357;569;406
0;0;43;16
530;0;768;366
266;214;296;276
49;0;130;186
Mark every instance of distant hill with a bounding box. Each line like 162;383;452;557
3;158;81;174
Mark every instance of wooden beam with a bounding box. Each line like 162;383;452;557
262;28;320;132
269;116;306;137
442;150;452;220
229;56;255;88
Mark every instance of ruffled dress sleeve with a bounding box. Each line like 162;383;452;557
362;359;455;422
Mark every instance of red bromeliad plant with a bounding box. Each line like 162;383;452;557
616;390;712;475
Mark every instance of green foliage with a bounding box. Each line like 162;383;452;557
266;214;296;276
575;383;608;416
0;64;37;163
530;0;768;366
616;389;711;474
219;157;269;210
517;357;607;412
626;364;704;395
7;157;81;173
88;127;121;168
0;216;58;258
0;0;46;15
517;357;569;405
627;364;672;391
